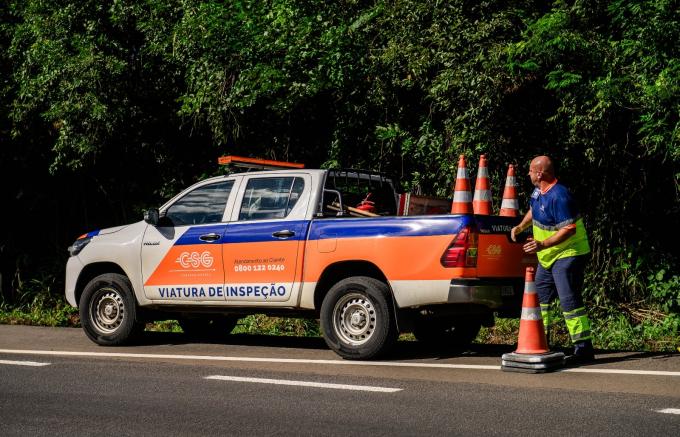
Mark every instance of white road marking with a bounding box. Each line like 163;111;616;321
0;359;50;367
0;349;498;370
562;368;680;376
1;349;679;376
655;408;680;415
205;375;401;393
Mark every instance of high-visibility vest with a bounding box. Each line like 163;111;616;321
530;182;590;268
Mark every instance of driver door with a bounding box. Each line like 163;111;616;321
142;178;237;301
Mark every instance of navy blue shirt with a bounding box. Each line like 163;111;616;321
530;181;579;231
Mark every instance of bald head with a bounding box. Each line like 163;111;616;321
528;155;556;188
531;156;554;176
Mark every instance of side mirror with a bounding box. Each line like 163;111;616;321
144;208;159;226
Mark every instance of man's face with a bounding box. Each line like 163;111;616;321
528;161;543;187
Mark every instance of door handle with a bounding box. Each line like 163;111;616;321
199;233;221;242
272;230;295;239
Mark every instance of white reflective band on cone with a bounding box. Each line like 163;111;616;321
477;168;489;177
473;190;492;201
453;191;472;202
501;199;519;209
504;176;516;185
457;168;469;178
521;307;543;321
524;282;537;294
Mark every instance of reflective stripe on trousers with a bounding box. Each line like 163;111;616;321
563;306;592;342
540;303;550;335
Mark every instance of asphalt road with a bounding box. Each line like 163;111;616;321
1;325;679;436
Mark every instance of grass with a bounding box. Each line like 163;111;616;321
232;314;321;337
144;315;322;337
0;275;80;327
480;311;680;353
146;314;321;337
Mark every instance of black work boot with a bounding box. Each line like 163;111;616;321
566;340;595;366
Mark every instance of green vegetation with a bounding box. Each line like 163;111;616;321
0;275;78;327
232;315;322;337
1;1;677;352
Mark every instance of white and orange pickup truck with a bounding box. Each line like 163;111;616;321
66;168;534;359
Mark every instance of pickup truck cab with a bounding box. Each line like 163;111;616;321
66;168;535;359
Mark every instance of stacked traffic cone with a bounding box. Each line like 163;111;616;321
451;155;473;214
472;155;492;215
515;266;549;354
499;164;519;217
501;267;566;373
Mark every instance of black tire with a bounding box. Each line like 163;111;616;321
413;318;481;348
178;316;237;340
79;273;143;346
320;276;398;360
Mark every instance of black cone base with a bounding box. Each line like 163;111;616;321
501;351;566;373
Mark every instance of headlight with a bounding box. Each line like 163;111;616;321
68;236;92;257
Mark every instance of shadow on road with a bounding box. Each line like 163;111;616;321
134;330;678;365
136;330;327;350
136;330;523;360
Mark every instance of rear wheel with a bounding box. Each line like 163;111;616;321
320;276;397;360
79;273;143;345
178;316;238;340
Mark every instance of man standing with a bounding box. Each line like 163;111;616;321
511;156;595;363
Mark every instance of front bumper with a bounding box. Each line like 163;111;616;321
65;256;84;307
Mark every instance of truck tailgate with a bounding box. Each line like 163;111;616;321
474;215;536;277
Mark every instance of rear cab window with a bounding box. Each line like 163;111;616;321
234;175;308;222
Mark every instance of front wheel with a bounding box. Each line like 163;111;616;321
79;273;143;345
320;276;397;360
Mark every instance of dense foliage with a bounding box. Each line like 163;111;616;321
1;1;678;346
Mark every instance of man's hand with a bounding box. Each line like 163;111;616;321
512;211;532;243
522;237;544;254
510;226;520;242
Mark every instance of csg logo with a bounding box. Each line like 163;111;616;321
176;251;214;269
486;244;502;256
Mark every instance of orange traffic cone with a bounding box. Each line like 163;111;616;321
501;267;565;373
472;154;492;215
499;164;519;217
515;267;549;354
451;155;473;214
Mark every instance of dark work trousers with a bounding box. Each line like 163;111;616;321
535;254;589;313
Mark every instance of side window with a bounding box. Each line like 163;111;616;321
164;180;234;226
239;177;305;221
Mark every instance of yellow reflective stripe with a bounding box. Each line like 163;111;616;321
533;218;590;268
570;331;592;341
564;307;587;319
540;304;551;329
541;310;550;333
564;309;592;343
